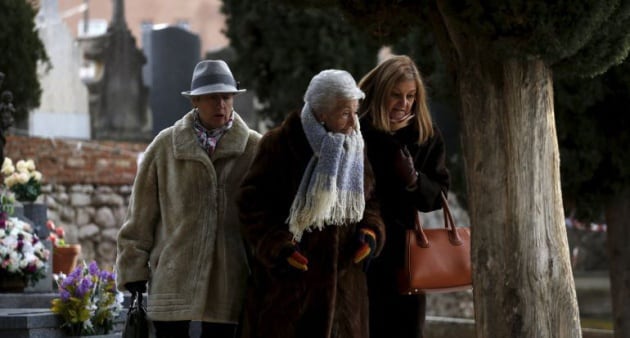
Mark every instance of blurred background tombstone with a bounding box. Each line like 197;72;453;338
78;0;152;142
31;0;90;140
142;25;200;136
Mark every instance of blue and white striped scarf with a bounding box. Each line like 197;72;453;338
287;103;365;241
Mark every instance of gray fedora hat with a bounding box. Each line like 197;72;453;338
181;60;246;97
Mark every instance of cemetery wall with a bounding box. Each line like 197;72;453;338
5;135;147;270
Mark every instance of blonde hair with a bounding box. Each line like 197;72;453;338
358;55;434;143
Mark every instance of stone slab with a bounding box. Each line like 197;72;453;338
0;293;57;309
0;308;123;337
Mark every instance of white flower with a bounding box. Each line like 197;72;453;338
2;158;43;202
1;158;14;176
4;174;16;188
15;160;29;173
30;171;42;182
15;172;30;184
0;217;49;284
25;159;36;172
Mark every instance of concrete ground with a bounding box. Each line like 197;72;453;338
0;272;614;337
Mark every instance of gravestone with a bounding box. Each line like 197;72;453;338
142;25;200;135
78;0;152;142
13;203;54;293
32;0;90;139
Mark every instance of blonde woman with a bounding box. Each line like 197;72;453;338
359;55;451;338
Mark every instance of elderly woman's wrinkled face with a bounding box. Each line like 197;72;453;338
319;99;359;135
193;93;235;129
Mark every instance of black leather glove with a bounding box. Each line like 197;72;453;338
393;146;418;190
125;280;147;295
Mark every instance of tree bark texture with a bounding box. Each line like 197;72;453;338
605;188;630;338
435;6;582;337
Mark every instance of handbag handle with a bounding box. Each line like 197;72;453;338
414;191;463;247
130;290;143;310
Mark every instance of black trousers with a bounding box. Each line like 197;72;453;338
153;320;237;338
367;259;426;338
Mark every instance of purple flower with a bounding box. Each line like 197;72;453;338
99;270;114;282
88;261;99;276
60;289;70;301
25;263;37;273
68;266;83;279
77;278;93;297
61;274;77;289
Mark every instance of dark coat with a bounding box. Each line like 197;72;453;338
361;117;450;338
237;111;385;338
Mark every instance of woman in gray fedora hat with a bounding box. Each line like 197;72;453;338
116;59;261;338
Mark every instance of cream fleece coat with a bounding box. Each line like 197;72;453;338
116;110;260;323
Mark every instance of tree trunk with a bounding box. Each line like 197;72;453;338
434;8;582;337
605;188;630;338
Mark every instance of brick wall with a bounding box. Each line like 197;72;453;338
4;135;149;185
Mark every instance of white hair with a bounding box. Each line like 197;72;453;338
304;69;365;115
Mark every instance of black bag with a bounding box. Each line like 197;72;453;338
122;291;149;338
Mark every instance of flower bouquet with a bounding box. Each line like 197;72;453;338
1;157;43;202
51;261;124;336
0;213;50;287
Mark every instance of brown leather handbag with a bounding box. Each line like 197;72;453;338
397;192;472;294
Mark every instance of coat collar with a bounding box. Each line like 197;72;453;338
172;110;251;162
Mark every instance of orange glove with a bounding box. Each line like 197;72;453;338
286;247;309;271
280;242;308;271
353;228;377;264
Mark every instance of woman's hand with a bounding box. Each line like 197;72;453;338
281;243;309;271
393;146;418;190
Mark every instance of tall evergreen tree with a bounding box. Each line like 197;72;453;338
221;0;379;127
0;0;49;125
285;1;630;337
555;59;630;336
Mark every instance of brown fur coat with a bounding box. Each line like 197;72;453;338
237;111;385;338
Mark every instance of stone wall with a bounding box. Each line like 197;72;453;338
40;183;133;271
5;135;147;270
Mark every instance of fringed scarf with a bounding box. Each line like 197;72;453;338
286;103;365;242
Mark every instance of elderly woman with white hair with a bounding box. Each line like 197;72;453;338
237;69;385;338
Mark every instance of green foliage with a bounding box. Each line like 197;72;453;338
334;1;630;78
553;1;630;78
221;0;380;126
555;59;630;221
10;177;41;202
440;1;621;62
0;0;49;124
